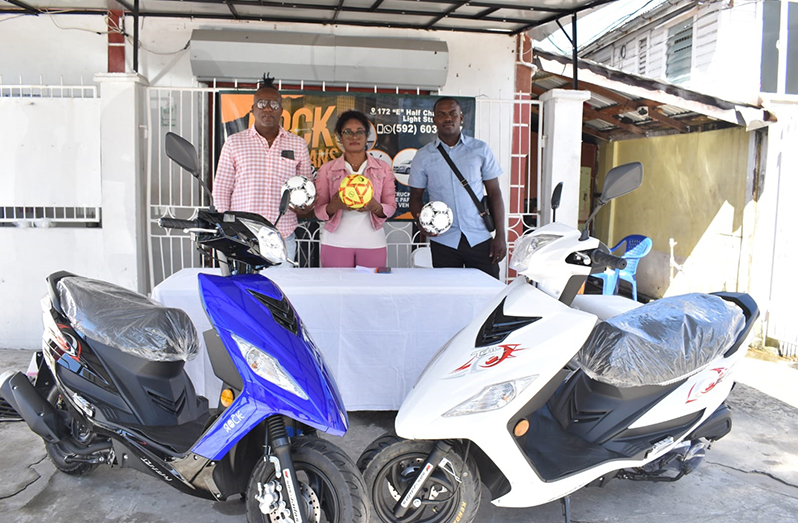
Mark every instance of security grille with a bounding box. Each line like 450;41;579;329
666;19;694;84
146;85;542;288
638;37;648;76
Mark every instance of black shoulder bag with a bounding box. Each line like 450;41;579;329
437;144;495;233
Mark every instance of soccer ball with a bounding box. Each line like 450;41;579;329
282;176;316;208
419;201;454;235
338;174;374;209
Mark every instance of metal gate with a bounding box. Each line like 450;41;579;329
146;86;543;289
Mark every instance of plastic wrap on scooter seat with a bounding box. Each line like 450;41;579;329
57;277;199;362
576;293;745;387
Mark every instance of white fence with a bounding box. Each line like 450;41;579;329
146;85;542;288
0;83;101;226
766;102;798;358
0;82;105;350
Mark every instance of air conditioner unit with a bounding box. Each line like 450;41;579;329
189;30;449;89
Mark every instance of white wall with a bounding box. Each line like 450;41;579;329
0;228;106;350
582;0;763;105
0;14;518;349
125;18;516;96
0;15;516;96
0;15;106;86
753;100;798;353
0;74;148;351
690;0;762;104
0;98;102;206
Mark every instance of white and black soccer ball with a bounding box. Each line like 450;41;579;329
282;176;316;208
419;201;454;235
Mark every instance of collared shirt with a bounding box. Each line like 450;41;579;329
212;126;313;238
319;162;387;249
313;154;397;233
409;133;502;249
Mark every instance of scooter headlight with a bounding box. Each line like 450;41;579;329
443;376;537;417
231;333;308;400
239;219;288;265
509;234;561;273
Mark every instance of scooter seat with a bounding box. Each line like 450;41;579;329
57;276;199;362
576;293;745;387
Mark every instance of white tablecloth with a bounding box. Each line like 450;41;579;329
152;268;506;410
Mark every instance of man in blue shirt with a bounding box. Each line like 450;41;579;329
409;97;506;279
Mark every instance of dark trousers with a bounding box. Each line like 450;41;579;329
430;235;500;280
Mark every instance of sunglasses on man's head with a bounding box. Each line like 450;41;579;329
255;99;282;111
341;129;367;139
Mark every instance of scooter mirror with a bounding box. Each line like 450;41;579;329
600;162;643;203
165;132;216;211
551;182;563;210
274;190;291;227
279;189;290;215
551;182;563;223
165;132;201;178
579;162;643;241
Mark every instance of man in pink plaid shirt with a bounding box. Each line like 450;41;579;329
212;79;313;263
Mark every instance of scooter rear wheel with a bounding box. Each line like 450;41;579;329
44;387;98;477
362;439;480;523
245;436;369;523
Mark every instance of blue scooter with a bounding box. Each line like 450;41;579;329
0;133;367;523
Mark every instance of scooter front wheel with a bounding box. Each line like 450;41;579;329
362;439;480;523
245;436;369;523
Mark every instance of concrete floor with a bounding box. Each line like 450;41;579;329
1;347;797;523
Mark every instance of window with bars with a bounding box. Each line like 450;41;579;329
666;19;694;84
0;206;101;227
638;37;648;75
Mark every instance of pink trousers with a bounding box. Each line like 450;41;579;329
320;245;387;268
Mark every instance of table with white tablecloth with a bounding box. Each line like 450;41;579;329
152;268;506;410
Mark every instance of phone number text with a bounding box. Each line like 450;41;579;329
376;124;437;135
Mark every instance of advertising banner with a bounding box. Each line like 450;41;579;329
218;91;476;219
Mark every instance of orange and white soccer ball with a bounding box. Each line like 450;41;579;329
338;174;374;209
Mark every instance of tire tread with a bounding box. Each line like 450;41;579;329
245;435;369;523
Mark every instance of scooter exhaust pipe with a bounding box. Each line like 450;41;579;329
0;370;63;443
59;438;112;456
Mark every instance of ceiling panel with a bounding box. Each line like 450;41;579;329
1;0;616;35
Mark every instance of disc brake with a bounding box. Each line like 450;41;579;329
388;457;460;507
255;458;321;523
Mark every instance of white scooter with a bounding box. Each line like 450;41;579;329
357;162;760;523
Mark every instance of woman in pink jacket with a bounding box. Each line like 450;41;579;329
314;110;397;268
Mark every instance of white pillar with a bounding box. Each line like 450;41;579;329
539;89;591;228
749;102;798;349
94;73;149;293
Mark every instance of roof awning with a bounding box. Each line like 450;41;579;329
533;49;777;141
0;0;618;35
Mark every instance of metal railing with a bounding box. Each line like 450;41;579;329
0;81;101;227
146;85;543;289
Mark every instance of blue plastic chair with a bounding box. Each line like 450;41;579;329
593;235;652;301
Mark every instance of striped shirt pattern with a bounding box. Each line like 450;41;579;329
213;126;313;238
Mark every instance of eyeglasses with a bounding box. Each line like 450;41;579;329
435;110;461;119
255;99;282;111
341;129;367;139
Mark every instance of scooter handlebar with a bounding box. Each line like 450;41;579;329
158;217;200;230
591;249;627;271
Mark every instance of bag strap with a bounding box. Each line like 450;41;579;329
437;143;488;217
